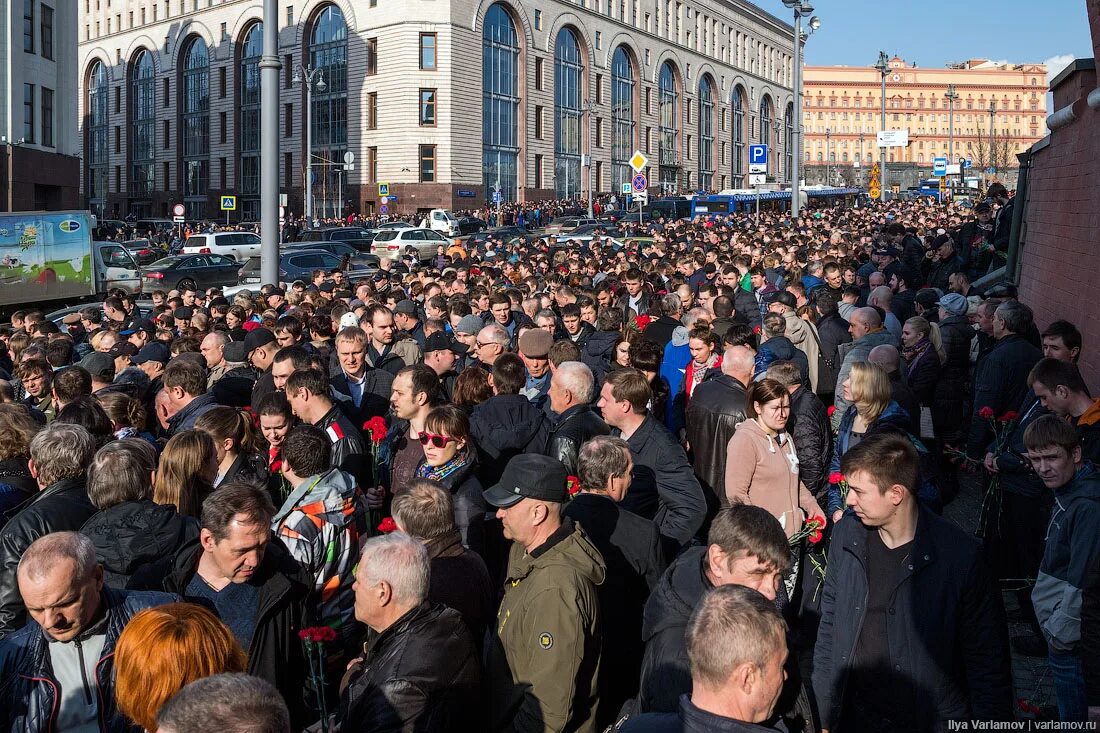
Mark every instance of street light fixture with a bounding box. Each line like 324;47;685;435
824;127;830;185
293;64;327;227
874;50;890;202
945;84;959;167
988;101;996;180
783;0;818;219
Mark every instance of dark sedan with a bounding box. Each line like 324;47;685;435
123;239;169;266
142;254;241;292
464;226;528;248
457;216;487;235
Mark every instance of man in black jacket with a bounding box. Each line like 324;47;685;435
0;423;98;637
547;361;609;475
470;354;549;489
927;234;966;293
564;436;665;727
340;533;481;732
286;367;371;489
599;368;706;556
813;291;851;405
814;433;1012;731
642;294;683;350
165;482;312;725
766;361;832;506
329;326;393;426
684;345;754;517
560;303;595;351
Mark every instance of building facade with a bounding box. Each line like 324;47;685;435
1;0;80;211
77;0;794;220
802;56;1047;188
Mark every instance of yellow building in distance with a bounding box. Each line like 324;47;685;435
802;56;1047;186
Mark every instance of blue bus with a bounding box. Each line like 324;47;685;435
690;187;863;218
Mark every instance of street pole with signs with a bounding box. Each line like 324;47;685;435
294;65;326;228
259;0;281;285
875;51;889;202
783;2;818;220
945;84;958;187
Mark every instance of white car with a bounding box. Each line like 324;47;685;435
372;228;453;261
181;231;261;261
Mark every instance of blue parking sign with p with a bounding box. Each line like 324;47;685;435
749;145;767;165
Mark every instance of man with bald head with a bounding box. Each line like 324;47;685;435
869;285;903;342
833;307;897;427
868;344;922;436
0;532;174;730
200;331;229;387
685;345;756;516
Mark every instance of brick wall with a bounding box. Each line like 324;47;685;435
1017;0;1100;386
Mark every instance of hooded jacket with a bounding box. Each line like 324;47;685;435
814;312;852;396
788;385;832;503
754;336;809;387
470;394;549;489
80;500;199;590
782;311;821;393
339;602;482;733
1032;464;1100;653
933;314;975;442
725;419;823;537
418;455;486;554
273;468;367;646
485;519;606;733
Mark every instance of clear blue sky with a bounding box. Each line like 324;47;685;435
752;0;1093;79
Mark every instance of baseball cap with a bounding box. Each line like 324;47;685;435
455;315;484;336
79;352;115;377
519;328;553;358
394;299;418;316
975;201;993;213
109;342;138;358
424;331;468;355
242;327;276;354
319;281;335;292
131;342;171;366
872;245;898;257
223;341;248;363
173;307;194;320
120;319;156;337
483;454;569;508
936;293;969;316
772;291;797;310
339;312;360;329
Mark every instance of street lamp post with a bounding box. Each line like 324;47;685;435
783;1;818;220
858;132;864;186
293;65;327;228
259;0;281;285
988;101;996;179
874;51;889;202
825;127;830;185
945;84;958;165
582;99;595;219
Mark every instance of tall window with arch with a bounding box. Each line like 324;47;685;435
658;61;678;192
697;76;714;191
181;37;210;220
86;62;109;217
309;5;348;219
731;85;745;185
610;46;635;193
554;28;583;199
239;23;263;221
129;50;156;216
759;95;772;172
483;3;520;201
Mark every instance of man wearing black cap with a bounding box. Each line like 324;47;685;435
483;454;606;733
422;332;465;400
245;328;279;412
927;235;965;293
393;300;425;350
953;202;995;278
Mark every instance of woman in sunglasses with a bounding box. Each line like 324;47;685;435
413;404;485;554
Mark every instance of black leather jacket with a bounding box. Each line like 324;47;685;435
339;602;482;732
683;373;748;504
0;586;175;733
547;404;610;475
314;405;371;489
0;477;98;637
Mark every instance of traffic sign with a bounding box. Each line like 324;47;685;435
932;157;948;176
172;215;185;223
343;151;355;165
631;173;648;192
964;159;973;169
749;144;768;167
632;190;648;203
378;183;390;197
629;150;648;172
380;204;389;214
749;173;766;186
877;130;909;148
171;203;186;217
946;164;961;175
220;196;236;211
492;191;503;204
621;183;632;195
279;206;285;218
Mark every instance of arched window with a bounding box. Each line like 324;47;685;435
732;85;745;184
611;46;635;193
784;102;794;183
309;5;348;218
658;61;678;192
86;62;109;217
483;3;519;201
697;76;714;191
129;50;156;216
238;23;263;221
554;28;582;200
759;95;772;165
181;37;210;219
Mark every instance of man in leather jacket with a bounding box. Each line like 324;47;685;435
0;532;175;732
285;367;371;489
0;424;99;638
340;533;481;732
547;361;609;475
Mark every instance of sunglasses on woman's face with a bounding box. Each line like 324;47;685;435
418;432;457;448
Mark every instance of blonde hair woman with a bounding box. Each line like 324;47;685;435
827;361;912;521
901;316;944;409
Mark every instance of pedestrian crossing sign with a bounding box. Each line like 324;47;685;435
220;195;236;211
378;183;390;197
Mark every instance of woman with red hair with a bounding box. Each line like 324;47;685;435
114;602;247;731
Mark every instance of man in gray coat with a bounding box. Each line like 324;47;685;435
832;308;899;428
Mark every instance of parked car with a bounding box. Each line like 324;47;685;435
464;226;529;249
457;216;487;235
286;241;375;259
371;228;453;261
142;254;242;292
375;221;416;231
122;239;168;266
181;231;262;261
238;249;378;285
134;218;176;237
544;216;597;235
567;223;623;238
299;226;372;242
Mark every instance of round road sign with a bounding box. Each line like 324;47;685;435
631;173;648;192
172;203;186;217
380;204;389;214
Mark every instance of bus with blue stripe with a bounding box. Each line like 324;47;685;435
690;186;863;218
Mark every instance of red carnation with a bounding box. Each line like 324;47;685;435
978;406;995;420
809;528;824;545
566;475;581;496
297;626;337;643
999;411;1019;422
827;405;836;417
377;516;398;534
363;416;388;444
635;315;652;330
753;325;762;335
828;472;845;485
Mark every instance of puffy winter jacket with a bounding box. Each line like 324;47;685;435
81;500;199;589
582;330;620;382
967;334;1042;458
933;314;975;443
470;394;549;489
788;386;832;503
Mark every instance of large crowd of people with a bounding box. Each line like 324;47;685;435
2;186;1100;732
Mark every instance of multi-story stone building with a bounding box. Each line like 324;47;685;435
1;0;80;211
802;56;1048;188
77;0;794;220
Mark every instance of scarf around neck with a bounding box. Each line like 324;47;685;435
416;449;472;482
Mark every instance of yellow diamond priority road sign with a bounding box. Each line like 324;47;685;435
629;150;648;172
